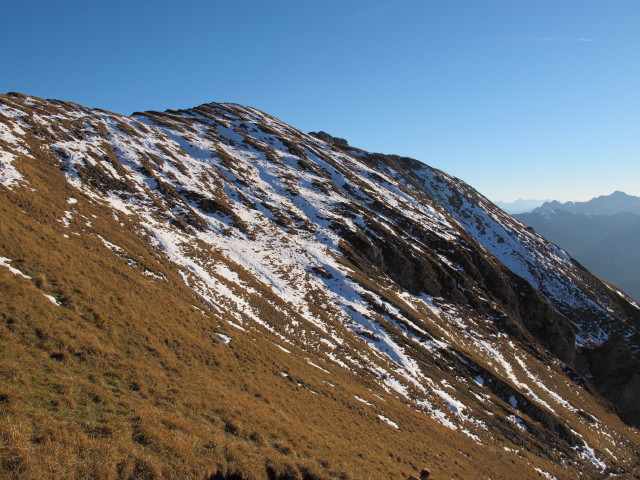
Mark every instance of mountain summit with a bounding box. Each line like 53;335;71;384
1;93;639;479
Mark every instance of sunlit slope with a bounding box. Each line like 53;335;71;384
1;93;639;479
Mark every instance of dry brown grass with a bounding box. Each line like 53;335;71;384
1;95;640;480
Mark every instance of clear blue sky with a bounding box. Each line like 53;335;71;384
2;0;638;201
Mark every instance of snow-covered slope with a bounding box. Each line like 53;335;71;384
1;92;639;479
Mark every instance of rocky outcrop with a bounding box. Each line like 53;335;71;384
309;130;349;147
587;333;640;426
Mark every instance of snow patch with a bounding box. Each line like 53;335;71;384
377;415;399;429
355;395;373;406
43;294;60;306
216;333;232;344
508;415;527;430
533;468;557;480
0;257;30;279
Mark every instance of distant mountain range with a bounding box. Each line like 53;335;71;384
493;198;549;214
533;191;640;216
515;191;640;302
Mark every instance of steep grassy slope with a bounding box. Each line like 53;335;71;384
1;93;639;479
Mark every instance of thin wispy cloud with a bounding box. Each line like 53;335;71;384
493;37;592;42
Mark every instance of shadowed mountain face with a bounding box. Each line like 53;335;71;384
1;93;639;479
515;209;640;303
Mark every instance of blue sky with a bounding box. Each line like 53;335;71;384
2;0;638;201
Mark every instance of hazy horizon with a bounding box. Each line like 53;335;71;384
493;190;638;204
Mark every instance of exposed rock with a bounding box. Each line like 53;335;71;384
309;130;349;146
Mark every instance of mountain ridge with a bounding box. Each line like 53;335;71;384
533;191;640;216
1;92;639;479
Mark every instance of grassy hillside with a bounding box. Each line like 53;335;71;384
1;93;640;479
